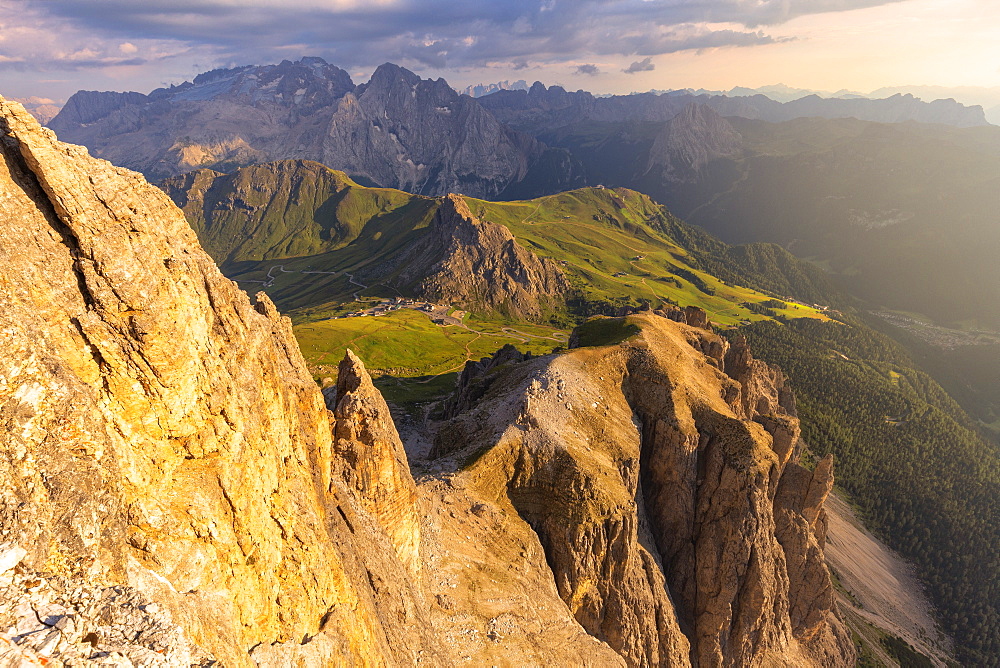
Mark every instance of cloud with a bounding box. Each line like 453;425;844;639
4;0;905;72
0;2;187;76
0;0;904;99
623;57;654;74
575;63;600;76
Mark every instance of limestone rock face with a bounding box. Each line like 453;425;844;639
388;194;568;320
331;350;421;573
434;313;855;667
0;96;426;667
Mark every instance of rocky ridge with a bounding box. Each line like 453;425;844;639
2;96;853;666
430;312;854;666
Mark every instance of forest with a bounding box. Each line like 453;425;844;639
742;318;1000;665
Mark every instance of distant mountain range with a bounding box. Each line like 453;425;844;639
460;79;528;98
49;58;987;192
49;58;583;198
678;83;1000;124
477;81;987;133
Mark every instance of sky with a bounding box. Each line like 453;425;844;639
1;0;998;104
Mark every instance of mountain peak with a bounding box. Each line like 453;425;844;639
368;61;422;88
439;192;475;220
646;103;743;178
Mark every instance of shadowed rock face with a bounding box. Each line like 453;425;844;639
2;96;854;667
646;104;743;182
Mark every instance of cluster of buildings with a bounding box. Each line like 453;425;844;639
341;297;442;319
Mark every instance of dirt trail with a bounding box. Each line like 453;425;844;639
416;332;483;383
344;272;367;300
824;492;953;666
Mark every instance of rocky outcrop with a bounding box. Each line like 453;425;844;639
433;313;854;666
775;455;837;636
440;344;530;420
724;332;797;421
0;95;429;666
387;194;569;320
331;350;421;573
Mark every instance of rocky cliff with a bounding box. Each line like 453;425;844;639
320;63;582;198
2;96;854;667
0;95;431;666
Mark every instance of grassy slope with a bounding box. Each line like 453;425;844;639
166;160;832;404
295;309;568;403
163;160;426;269
546;117;1000;330
464;187;830;327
